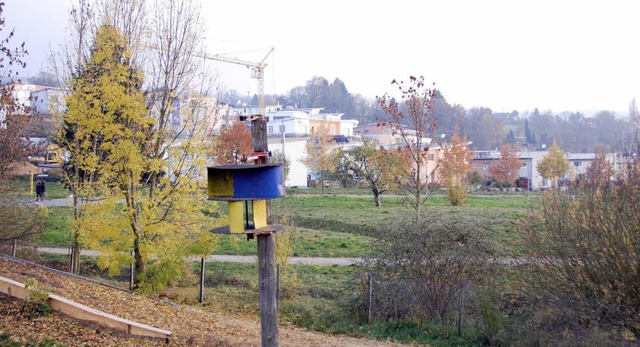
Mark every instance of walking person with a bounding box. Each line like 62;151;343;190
35;179;47;201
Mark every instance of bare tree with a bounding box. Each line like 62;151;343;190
377;76;440;218
0;2;47;247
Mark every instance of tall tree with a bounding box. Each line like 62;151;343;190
57;0;218;284
305;76;329;108
536;140;570;189
63;25;214;292
211;121;252;165
488;144;524;187
301;122;339;195
61;24;150;276
377;75;440;218
438;132;472;206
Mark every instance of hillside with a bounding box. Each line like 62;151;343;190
0;256;404;347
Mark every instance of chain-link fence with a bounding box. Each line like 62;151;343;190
365;273;466;334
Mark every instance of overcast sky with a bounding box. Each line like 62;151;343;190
5;0;640;115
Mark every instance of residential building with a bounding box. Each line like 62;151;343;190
31;87;68;115
472;150;618;190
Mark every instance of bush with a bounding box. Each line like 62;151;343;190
519;154;640;339
360;212;497;322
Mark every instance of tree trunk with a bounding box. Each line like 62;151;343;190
70;192;80;274
372;188;381;208
71;240;81;274
320;170;325;195
133;233;144;288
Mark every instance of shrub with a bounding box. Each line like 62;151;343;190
21;278;51;318
519;152;640;339
360;212;497;323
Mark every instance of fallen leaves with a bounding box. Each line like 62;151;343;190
0;257;405;346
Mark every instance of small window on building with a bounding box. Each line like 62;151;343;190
364;129;369;134
279;125;286;133
268;125;273;134
482;163;490;170
574;161;582;167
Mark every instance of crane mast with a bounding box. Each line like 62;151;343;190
195;48;274;115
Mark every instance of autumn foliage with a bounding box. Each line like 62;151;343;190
488;144;523;187
301;123;339;194
341;137;412;207
438;132;472;206
536;140;570;188
211;121;252;165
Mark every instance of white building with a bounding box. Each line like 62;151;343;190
31;87;68;115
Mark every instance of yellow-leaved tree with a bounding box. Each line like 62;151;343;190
438;131;473;206
62;25;215;293
536;140;570;189
301;123;340;195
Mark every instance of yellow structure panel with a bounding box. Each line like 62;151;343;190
208;169;234;198
228;201;244;233
253;200;268;229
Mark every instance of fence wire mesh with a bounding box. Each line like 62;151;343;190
366;273;465;329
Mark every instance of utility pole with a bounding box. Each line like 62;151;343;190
251;116;279;347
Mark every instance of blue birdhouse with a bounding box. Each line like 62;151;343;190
208;164;284;234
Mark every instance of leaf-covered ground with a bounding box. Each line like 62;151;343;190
0;257;404;346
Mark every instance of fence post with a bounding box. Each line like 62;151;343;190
276;264;281;308
368;272;373;324
458;283;465;336
199;257;206;304
12;239;17;257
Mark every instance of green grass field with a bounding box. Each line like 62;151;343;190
38;188;532;257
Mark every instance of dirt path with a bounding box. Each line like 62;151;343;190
36;247;360;266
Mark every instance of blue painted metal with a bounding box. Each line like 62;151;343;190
208;164;284;201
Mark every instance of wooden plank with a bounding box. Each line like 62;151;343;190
0;276;171;340
0;276;28;299
47;294;172;339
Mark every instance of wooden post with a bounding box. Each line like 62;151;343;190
276;264;281;308
199;257;206;304
458;283;465;336
12;239;17;257
252;116;279;347
368;272;373;324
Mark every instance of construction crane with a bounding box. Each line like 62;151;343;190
196;48;274;115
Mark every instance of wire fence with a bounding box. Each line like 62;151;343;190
365;272;640;342
366;272;466;334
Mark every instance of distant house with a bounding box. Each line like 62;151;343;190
471;150;617;190
31;87;68;115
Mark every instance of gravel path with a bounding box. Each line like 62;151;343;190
36;247;360;266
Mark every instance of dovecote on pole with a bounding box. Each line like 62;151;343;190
208;163;285;235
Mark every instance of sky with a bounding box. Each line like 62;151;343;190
5;0;640;115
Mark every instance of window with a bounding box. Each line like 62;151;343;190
364;129;369;134
279;125;286;133
268;125;273;134
483;163;490;170
574;161;582;167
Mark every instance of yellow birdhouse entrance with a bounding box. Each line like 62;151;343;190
229;200;268;233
